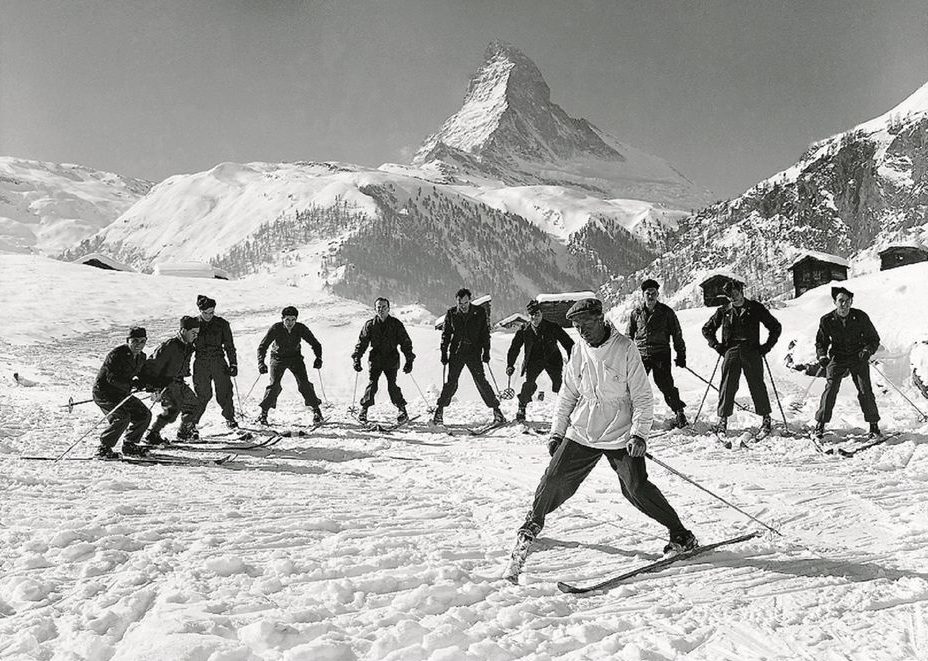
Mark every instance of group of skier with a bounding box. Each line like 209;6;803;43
90;277;887;572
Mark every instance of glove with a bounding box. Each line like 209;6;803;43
353;359;362;373
403;360;413;374
858;348;872;362
482;350;491;364
818;355;830;368
626;434;647;457
227;364;238;377
547;434;564;457
715;344;726;356
313;357;323;370
131;376;143;391
759;343;772;356
505;366;515;376
258;363;268;375
674;355;686;368
440;352;449;366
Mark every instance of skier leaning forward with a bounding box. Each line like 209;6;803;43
506;298;696;577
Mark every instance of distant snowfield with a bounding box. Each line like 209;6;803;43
2;255;928;660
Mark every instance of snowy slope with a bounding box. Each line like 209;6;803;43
0;157;151;254
2;254;928;659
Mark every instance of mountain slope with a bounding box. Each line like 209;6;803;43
0;157;151;254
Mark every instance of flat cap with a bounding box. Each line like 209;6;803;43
831;286;854;299
179;315;201;331
526;299;541;314
565;298;603;319
640;278;660;291
127;326;147;339
722;279;745;295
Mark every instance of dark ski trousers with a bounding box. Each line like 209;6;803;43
642;351;685;412
717;344;771;417
259;356;321;410
521;438;686;536
437;352;500;409
95;395;151;449
360;365;406;408
517;361;562;407
815;358;880;423
151;381;199;433
193;358;235;423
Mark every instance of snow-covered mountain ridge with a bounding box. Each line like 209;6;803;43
0;157;151;254
607;81;928;305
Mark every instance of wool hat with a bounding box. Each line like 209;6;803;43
180;315;201;331
722;280;745;295
281;306;299;318
831;286;854;300
640;278;660;291
565;298;603;319
526;300;541;314
127;326;147;339
197;294;216;310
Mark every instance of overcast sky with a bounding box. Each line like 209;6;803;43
1;0;926;198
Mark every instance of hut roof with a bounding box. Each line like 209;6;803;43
698;269;746;287
536;291;597;303
879;241;927;254
788;250;848;270
153;262;231;279
495;313;529;329
72;252;136;272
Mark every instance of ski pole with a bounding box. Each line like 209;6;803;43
316;368;329;404
233;377;245;418
645;452;783;536
349;371;359;413
684;366;751;413
488;366;502;396
871;363;928;421
408;373;435;412
693;354;722;425
242;374;261;403
763;356;790;435
60;396;95;413
54;392;146;462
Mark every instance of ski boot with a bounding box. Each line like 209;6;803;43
663;529;698;555
673;409;688;428
492;407;506;426
515;405;526;423
868;422;882;439
503;522;541;583
255;410;269;426
145;429;169;447
396;407;408;424
759;414;772;436
712;416;728;435
430;407;444;426
225;418;239;429
357;406;369;423
95;445;119;460
176;422;199;443
121;442;150;458
312;406;324;424
813;421;825;440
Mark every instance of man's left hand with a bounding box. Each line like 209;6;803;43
482;351;491;364
674;354;686;368
313;357;323;370
859;348;872;362
227;365;238;377
403;360;413;374
626;434;647;457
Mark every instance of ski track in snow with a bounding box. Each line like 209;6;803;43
3;320;928;660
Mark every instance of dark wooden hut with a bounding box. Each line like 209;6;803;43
787;251;848;298
535;291;597;327
699;271;745;307
72;252;135;272
879;242;928;271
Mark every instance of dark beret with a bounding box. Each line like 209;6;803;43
526;300;541;314
196;294;216;310
180;315;201;331
565;298;604;319
640;278;660;291
831;286;854;300
127;326;147;339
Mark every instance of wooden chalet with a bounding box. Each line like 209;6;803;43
535;291;597;327
787;250;848;298
879;242;928;271
698;271;745;307
71;252;135;272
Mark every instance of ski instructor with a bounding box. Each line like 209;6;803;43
505;297;696;579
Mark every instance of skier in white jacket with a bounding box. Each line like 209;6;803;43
507;298;697;573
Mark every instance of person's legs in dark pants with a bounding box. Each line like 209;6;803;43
815;362;847;424
177;384;201;427
97;399;131;450
119;396;152;445
741;348;771;416
259;360;286;411
517;362;544;408
717;348;743;418
437;354;467;408
383;367;406;408
606;450;687;534
466;354;500;408
290;358;321;408
360;365;383;408
649;351;685;412
520;440;602;536
547;363;563;394
212;362;235;421
850;362;880;423
192;361;213;423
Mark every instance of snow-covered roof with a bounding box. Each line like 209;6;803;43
698;269;745;286
536;291;597;302
788;250;849;270
153;262;231;279
471;294;492;306
71;252;136;272
879;241;927;254
495;313;529;328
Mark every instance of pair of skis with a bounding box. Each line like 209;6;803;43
712;427;769;450
811;431;899;457
362;414;422;433
504;531;760;593
22;453;236;467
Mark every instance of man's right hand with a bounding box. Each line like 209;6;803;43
258;363;269;375
505;366;515;376
440;352;449;366
353;359;362;373
818;356;830;368
547;434;563;456
713;343;725;356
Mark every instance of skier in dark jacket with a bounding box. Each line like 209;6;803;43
352;297;415;423
506;299;573;422
139;316;201;445
813;286;882;439
432;288;505;426
256;306;324;425
192;295;239;429
627;279;688;428
702;280;781;435
92;326;152;458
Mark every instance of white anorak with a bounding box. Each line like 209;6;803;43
551;323;653;449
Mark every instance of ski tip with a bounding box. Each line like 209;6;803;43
555;581;583;594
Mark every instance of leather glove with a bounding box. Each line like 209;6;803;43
258;363;268;375
674;354;686;368
482;350;491;364
353;359;362;373
626;434;647;457
858;348;872;362
403;360;413;374
547;434;564;457
131;376;143;391
313;357;323;370
759;343;772;356
505;366;515;376
818;356;830;368
440;352;449;366
227;365;238;377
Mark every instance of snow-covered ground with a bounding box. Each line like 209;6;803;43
2;255;928;660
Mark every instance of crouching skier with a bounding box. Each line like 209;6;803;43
139;316;201;445
92;326;153;459
503;298;696;582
